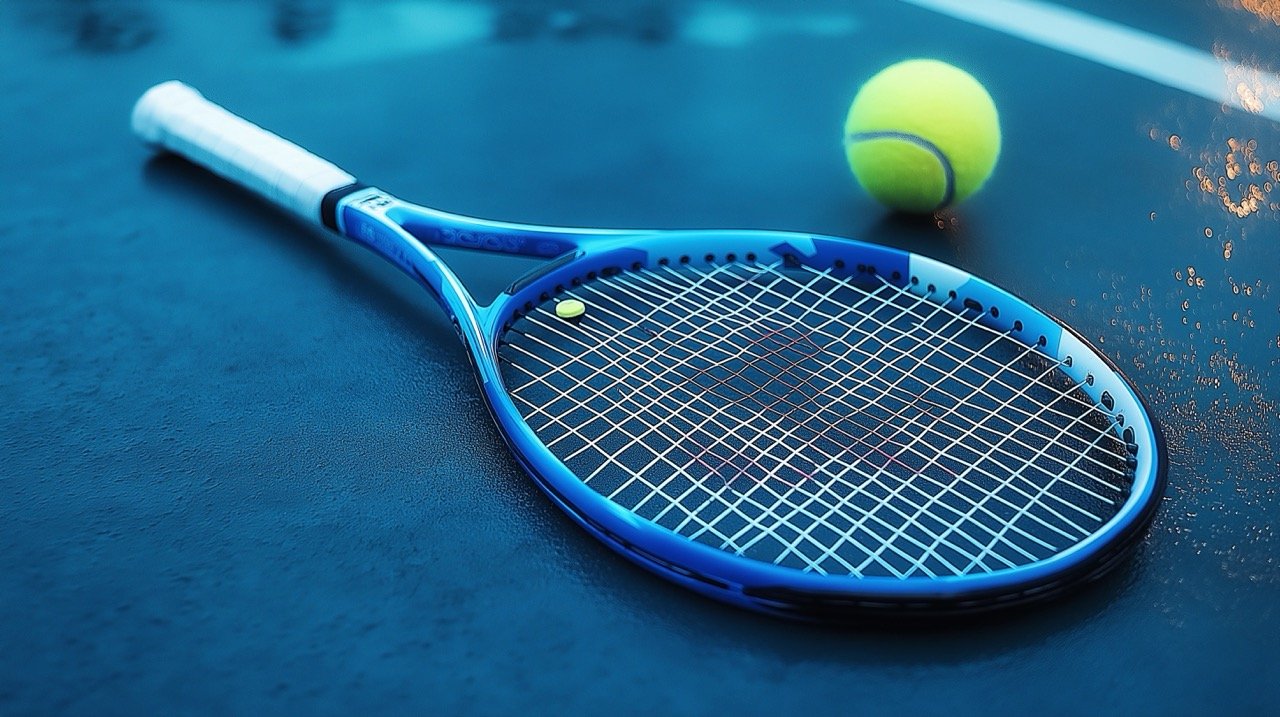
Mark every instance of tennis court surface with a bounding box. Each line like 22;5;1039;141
1;1;1276;714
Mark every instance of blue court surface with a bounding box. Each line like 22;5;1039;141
1;1;1277;714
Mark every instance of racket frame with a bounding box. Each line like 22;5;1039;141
330;185;1166;617
134;81;1167;619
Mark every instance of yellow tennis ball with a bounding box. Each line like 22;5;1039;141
843;59;1001;213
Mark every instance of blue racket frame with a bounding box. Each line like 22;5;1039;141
331;184;1167;619
131;80;1166;619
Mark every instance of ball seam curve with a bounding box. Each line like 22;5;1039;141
845;131;956;210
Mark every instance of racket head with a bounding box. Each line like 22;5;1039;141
133;82;1163;619
433;219;1168;619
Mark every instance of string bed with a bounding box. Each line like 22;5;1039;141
498;259;1133;579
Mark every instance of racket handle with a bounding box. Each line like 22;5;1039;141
131;81;356;224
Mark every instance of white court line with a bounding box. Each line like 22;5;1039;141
899;0;1280;123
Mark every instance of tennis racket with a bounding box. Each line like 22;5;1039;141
132;81;1166;620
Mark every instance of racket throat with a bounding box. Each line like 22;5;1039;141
320;182;370;231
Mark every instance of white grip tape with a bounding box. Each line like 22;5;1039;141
132;81;356;223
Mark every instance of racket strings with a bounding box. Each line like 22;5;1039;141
660;267;1131;499
504;332;1105;578
509;259;1121;573
524;263;1116;499
506;329;989;577
647;262;1121;455
605;261;1125;477
509;298;1090;576
498;260;1132;578
504;259;1126;573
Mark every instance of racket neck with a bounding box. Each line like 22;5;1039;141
328;185;491;352
327;185;655;260
320;182;370;234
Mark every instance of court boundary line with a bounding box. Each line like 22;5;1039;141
899;0;1280;124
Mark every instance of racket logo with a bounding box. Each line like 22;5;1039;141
438;227;524;253
355;193;394;211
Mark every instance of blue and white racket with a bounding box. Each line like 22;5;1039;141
132;81;1166;619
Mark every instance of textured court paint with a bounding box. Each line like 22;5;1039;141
2;1;1279;714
